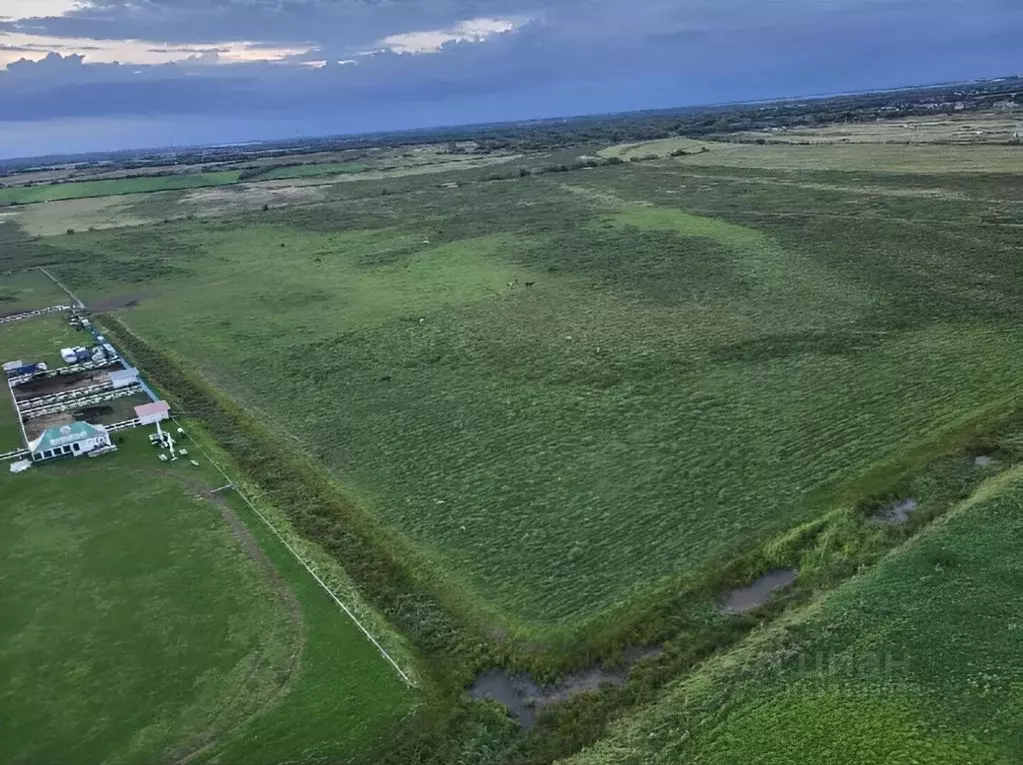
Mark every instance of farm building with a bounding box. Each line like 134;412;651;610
134;401;170;424
110;368;140;389
29;422;112;462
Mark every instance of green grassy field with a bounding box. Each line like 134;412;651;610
0;171;241;205
0;313;82;452
0;426;413;765
0;269;70;314
0;313;412;763
600;136;1023;172
2;130;1022;765
0;312;80;372
0;429;298;764
253;162;371;180
564;460;1023;765
28;142;1021;636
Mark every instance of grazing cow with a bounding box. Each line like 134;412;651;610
379;375;392;382
525;281;535;287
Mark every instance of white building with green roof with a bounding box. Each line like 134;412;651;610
29;422;111;462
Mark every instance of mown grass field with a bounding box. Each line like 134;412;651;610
564;459;1023;765
0;313;80;374
0;268;69;314
729;111;1023;145
23;140;1020;637
0;428;297;764
254;161;371;180
0;171;241;205
0;425;412;765
0;313;412;764
2;128;1021;765
7;194;160;236
600;135;1023;172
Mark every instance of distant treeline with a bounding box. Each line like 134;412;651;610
3;76;1019;176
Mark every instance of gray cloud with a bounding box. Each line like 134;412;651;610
0;0;897;49
1;0;1021;157
3;0;530;48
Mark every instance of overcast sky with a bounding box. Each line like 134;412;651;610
1;0;1020;158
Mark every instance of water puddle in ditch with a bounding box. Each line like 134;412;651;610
871;497;919;525
722;569;798;614
469;646;660;730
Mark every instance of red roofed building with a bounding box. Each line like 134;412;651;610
135;401;170;425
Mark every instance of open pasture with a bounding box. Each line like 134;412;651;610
253;161;371;180
0;428;299;765
729;111;1023;145
0;308;412;764
601;134;1023;172
0;171;242;205
32;139;1022;636
565;458;1023;765
0;425;412;765
0;312;78;372
0;269;69;314
7;193;161;236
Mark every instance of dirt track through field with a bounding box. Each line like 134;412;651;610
36;462;307;762
171;483;305;764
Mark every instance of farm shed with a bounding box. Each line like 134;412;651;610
135;401;170;425
110;368;140;389
29;422;111;462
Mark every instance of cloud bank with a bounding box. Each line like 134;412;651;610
1;0;1020;157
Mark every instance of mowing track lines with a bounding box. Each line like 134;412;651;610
169;416;419;689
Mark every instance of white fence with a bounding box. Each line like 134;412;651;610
0;305;71;327
20;384;143;420
0;448;29;462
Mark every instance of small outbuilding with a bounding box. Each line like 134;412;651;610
29;422;112;462
135;400;170;425
110;368;139;389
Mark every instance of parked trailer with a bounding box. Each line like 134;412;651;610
5;362;47;379
9;357;119;387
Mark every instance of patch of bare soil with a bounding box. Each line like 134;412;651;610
14;370;110;400
90;293;144;312
74;405;114;419
179;183;328;215
23;412;74;441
